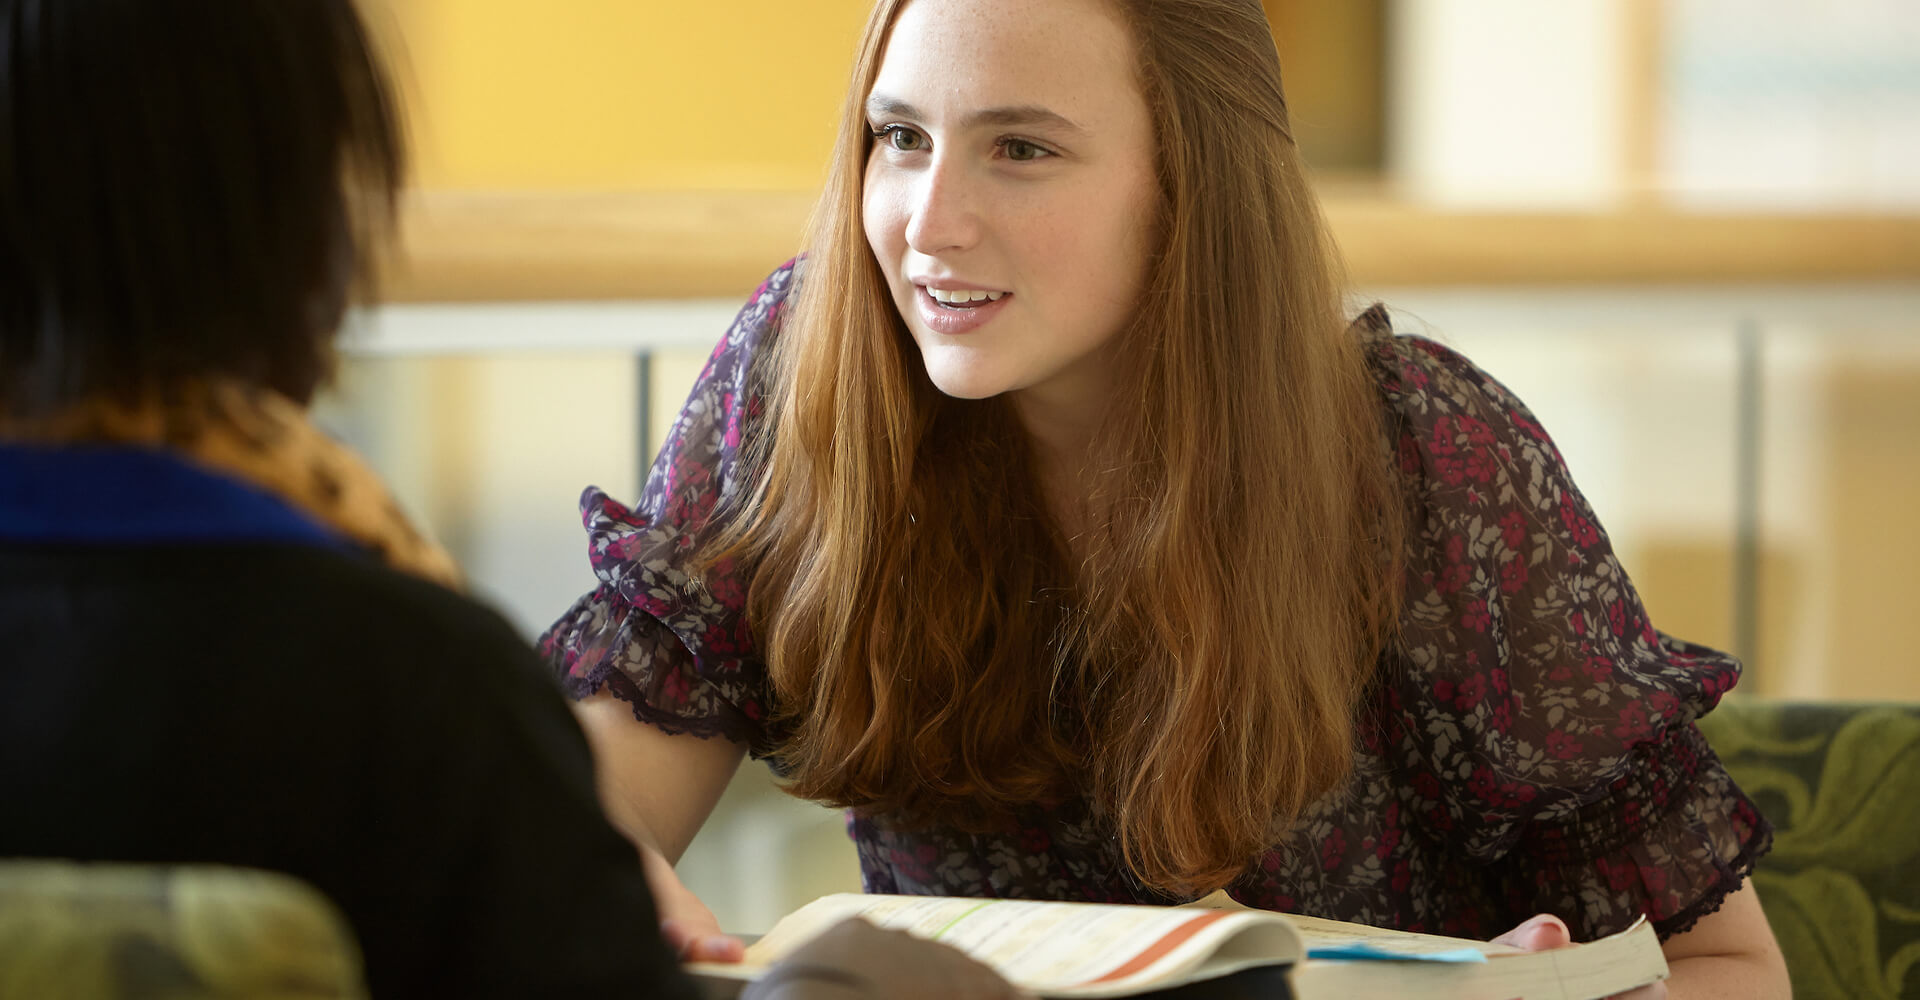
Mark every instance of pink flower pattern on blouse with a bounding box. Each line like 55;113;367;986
540;260;1771;943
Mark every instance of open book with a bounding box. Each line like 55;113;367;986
688;893;1668;999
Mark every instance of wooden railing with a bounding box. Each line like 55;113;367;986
385;189;1920;303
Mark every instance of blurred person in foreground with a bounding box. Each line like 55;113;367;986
0;1;1019;997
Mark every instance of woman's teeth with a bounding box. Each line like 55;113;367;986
927;288;1008;307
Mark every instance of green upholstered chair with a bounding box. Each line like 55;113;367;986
1698;699;1920;1000
0;861;367;1000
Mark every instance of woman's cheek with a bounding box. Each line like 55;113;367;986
862;166;907;257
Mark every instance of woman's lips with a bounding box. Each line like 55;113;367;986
915;286;1013;335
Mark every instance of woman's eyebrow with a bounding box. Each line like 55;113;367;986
866;94;1087;134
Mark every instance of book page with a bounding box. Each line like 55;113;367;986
690;896;1666;1000
1286;912;1527;959
728;894;1303;997
1290;918;1668;1000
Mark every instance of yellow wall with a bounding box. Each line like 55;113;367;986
375;0;871;191
378;1;1359;190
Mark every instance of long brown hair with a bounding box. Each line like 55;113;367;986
709;0;1403;895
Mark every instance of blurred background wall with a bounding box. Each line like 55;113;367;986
333;0;1920;932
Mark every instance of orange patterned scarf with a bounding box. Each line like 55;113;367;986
1;382;461;588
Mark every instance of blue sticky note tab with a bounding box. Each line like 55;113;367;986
1307;943;1490;964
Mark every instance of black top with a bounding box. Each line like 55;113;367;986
0;445;696;999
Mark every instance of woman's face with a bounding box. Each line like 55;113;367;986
862;0;1158;431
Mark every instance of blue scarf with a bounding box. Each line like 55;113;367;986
0;444;348;550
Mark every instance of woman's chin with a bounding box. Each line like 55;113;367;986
921;367;1011;402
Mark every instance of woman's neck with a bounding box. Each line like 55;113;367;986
1007;346;1120;554
1013;397;1102;554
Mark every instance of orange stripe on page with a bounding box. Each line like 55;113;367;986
1078;911;1235;986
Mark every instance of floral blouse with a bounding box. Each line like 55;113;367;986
540;260;1772;943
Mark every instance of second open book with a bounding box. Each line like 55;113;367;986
688;892;1668;999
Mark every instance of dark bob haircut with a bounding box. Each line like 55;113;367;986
0;0;404;418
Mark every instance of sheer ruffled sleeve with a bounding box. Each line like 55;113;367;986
537;261;800;759
1366;319;1772;941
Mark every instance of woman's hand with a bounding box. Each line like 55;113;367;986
640;843;745;962
1492;914;1666;1000
744;918;1029;1000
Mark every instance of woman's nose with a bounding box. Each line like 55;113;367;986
903;156;982;255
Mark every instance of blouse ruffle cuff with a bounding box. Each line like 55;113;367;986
1497;720;1774;941
536;489;780;759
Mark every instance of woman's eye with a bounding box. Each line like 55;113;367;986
1001;138;1050;162
872;125;927;152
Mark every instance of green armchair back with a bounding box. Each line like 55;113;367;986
0;861;366;1000
1698;699;1920;1000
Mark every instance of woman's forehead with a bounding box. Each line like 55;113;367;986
871;0;1138;122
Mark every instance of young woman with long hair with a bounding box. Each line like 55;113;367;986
545;0;1788;994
